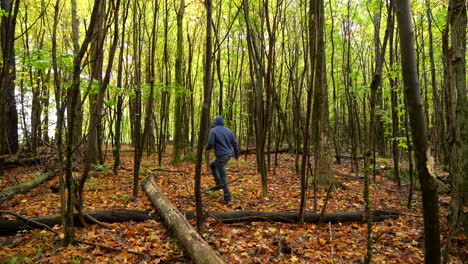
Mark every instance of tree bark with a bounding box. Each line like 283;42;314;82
0;170;56;203
0;209;153;236
183;210;397;224
443;0;467;262
395;1;441;263
3;155;52;167
172;0;185;163
142;175;224;264
113;1;129;175
132;0;143;199
64;0;103;246
0;0;20;154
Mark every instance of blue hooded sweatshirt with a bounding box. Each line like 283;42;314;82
205;116;240;158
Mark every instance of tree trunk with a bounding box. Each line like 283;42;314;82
69;0;83;154
77;0;120;225
157;0;171;166
113;1;129;175
310;0;334;189
395;1;441;263
0;209;154;236
132;0;143;199
328;0;341;165
183;210;397;224
172;0;185;163
194;0;214;232
88;0;106;165
64;0;103;246
0;0;20;155
0;170;56;203
142;175;224;264
3;155;52;167
443;0;467;262
425;0;444;165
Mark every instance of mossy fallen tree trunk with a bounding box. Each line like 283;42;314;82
142;175;224;264
3;155;53;167
0;170;57;203
0;209;153;235
183;210;398;224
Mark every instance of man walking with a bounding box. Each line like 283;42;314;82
205;115;239;204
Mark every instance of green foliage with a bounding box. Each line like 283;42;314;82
173;83;191;96
181;152;197;162
89;79;100;95
393;137;408;149
85;178;102;189
58;53;74;69
92;164;111;171
0;9;9;17
0;255;33;264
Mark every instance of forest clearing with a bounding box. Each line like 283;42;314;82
0;0;466;263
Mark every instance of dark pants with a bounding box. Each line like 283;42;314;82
209;155;231;201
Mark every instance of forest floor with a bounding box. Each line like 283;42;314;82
0;147;466;263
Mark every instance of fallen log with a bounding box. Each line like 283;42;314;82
3;155;53;167
183;210;398;224
0;210;146;255
0;170;57;203
142;175;224;264
0;209;154;235
240;148;364;161
240;147;290;155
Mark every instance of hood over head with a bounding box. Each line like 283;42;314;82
211;115;225;127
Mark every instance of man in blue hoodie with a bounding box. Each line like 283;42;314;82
205;116;240;204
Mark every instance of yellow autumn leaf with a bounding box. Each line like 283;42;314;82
318;238;327;246
290;255;299;262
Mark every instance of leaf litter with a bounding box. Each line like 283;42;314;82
0;150;465;263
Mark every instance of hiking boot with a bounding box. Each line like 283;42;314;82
218;199;230;204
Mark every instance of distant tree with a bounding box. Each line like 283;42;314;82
172;0;185;163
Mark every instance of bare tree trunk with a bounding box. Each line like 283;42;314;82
194;0;214;232
172;0;185;163
0;0;20;155
395;1;441;262
157;0;171;166
69;0;83;154
77;0;121;225
142;1;159;160
132;0;143;199
64;0;103;246
443;0;467;262
88;0;106;165
425;0;444;165
113;1;129;175
388;4;400;186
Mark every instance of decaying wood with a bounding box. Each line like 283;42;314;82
183;210;398;224
0;210;146;255
142;175;224;264
240;148;365;161
240;147;290;155
0;170;57;203
3;155;53;167
0;209;154;235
